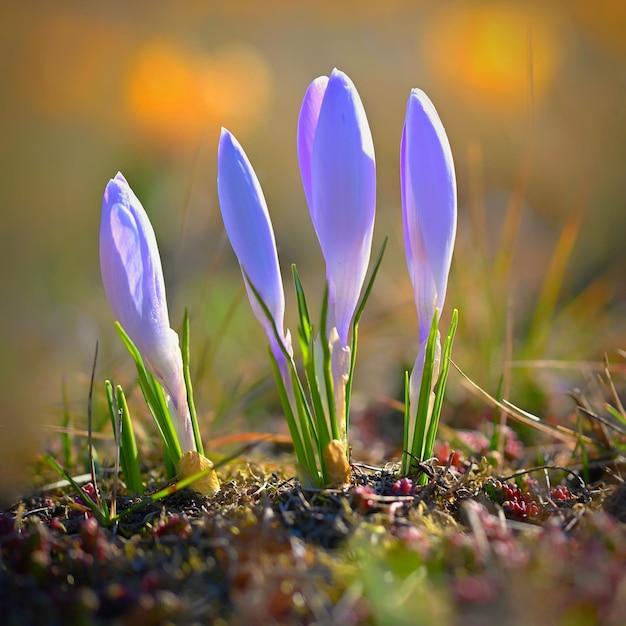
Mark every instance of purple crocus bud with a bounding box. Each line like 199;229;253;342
401;89;456;344
297;68;376;346
100;172;196;453
217;128;292;368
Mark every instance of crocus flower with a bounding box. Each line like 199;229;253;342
217;128;292;370
297;68;376;347
297;69;375;484
99;172;196;454
401;89;457;459
401;89;456;345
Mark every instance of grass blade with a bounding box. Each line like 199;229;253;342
115;322;182;468
424;309;458;461
182;308;204;456
114;385;143;494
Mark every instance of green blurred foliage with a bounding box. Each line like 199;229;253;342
2;0;626;496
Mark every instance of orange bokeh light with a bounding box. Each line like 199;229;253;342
422;2;563;116
124;40;273;149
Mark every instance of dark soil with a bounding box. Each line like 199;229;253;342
2;457;625;626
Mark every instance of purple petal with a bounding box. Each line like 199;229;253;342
308;68;376;345
297;76;329;211
100;173;171;359
401;89;456;339
217;128;289;361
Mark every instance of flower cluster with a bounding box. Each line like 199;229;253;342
99;67;457;490
218;69;381;486
216;69;457;486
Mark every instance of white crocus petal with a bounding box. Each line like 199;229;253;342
401;89;457;343
217;128;292;368
298;68;376;346
99;173;196;453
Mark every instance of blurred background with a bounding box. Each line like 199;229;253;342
2;0;626;495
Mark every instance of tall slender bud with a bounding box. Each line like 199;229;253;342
217;128;292;372
401;89;456;344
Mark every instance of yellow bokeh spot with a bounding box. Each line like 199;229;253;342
124;39;273;149
422;2;563;116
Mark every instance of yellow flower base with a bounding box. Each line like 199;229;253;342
176;450;221;496
322;439;351;488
